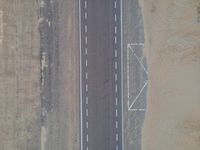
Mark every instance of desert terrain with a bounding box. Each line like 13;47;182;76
139;0;200;149
0;0;79;150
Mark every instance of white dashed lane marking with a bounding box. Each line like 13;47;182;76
86;134;89;142
116;134;118;141
116;109;118;117
115;85;118;93
85;48;88;55
85;25;88;33
114;1;117;8
115;97;118;106
86;96;88;104
85;1;87;9
86;121;89;129
85;12;88;19
86;108;88;117
116;145;119;150
115;26;117;34
86;72;88;80
115;61;118;70
115;50;117;57
85;36;88;45
86;84;88;92
115;73;118;81
115;14;117;22
116;121;118;129
86;59;88;67
115;36;117;44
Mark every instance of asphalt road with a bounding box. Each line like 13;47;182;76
80;0;123;150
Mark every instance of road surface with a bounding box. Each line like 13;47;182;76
79;0;123;150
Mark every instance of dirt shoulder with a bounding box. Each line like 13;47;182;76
39;0;79;150
139;0;200;150
0;0;79;150
0;0;40;149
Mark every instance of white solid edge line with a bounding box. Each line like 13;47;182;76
120;0;124;149
79;0;83;149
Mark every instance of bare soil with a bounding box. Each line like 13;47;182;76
0;0;79;150
139;0;200;149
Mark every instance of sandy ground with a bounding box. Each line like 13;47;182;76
0;0;79;150
139;0;200;149
0;0;40;149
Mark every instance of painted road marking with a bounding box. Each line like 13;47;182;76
85;12;87;19
115;50;117;57
116;109;118;117
85;25;88;33
115;36;117;44
115;61;118;70
85;48;88;55
87;147;89;150
85;36;88;45
114;1;117;8
85;59;88;67
85;1;87;9
115;97;118;106
86;84;88;92
115;73;117;81
115;14;117;22
116;145;119;150
86;72;88;80
116;121;118;129
86;121;88;129
86;109;88;116
115;85;118;93
86;96;88;104
79;0;83;148
86;72;88;79
116;134;118;141
86;134;89;142
115;26;117;34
